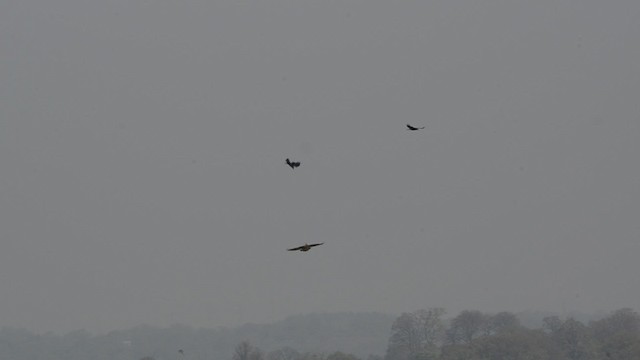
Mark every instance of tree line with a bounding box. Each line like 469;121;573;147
1;308;638;359
227;308;640;360
384;307;640;360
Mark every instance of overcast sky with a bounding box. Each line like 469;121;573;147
1;0;639;334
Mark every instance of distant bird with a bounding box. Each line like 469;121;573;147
286;158;301;169
287;243;324;252
178;349;184;355
406;124;425;131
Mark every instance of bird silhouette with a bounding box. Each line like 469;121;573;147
286;158;301;169
406;124;425;131
287;243;324;252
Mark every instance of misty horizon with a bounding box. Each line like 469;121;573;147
0;308;637;360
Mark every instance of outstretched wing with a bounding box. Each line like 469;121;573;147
308;242;324;248
407;124;417;130
287;245;304;251
286;158;300;169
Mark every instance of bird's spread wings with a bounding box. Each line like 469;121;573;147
286;158;300;169
287;242;324;251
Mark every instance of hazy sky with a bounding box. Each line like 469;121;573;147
1;0;639;334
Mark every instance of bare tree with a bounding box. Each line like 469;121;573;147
386;312;422;360
543;316;564;334
386;308;446;360
233;341;263;360
415;308;446;348
445;310;487;345
473;328;563;360
546;318;596;360
588;308;640;359
590;308;640;340
482;311;520;336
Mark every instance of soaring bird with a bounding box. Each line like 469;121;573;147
287;243;324;252
406;124;425;131
286;158;301;169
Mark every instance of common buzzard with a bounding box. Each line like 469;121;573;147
406;124;425;131
287;243;324;252
286;158;301;169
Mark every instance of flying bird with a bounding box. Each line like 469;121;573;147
286;158;301;169
406;124;425;131
287;243;324;252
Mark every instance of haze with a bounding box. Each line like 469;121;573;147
1;0;639;334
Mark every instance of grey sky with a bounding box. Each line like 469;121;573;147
1;0;639;334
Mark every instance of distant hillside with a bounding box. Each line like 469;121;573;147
0;312;395;360
230;312;395;358
1;310;627;360
110;312;395;360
